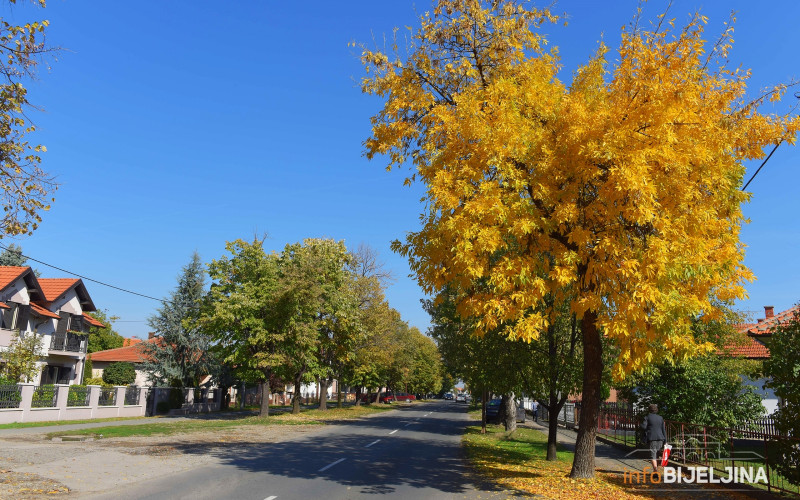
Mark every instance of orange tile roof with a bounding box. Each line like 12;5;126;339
89;341;155;363
739;305;800;336
122;338;142;347
37;278;81;302
83;313;105;328
723;336;771;359
0;266;30;291
30;302;60;319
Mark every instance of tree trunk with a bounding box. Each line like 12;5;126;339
292;375;302;414
337;381;343;409
355;387;362;407
259;379;271;417
503;392;517;432
481;388;487;434
547;410;560;460
570;311;603;478
319;377;329;411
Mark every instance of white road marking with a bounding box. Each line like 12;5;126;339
318;458;346;472
404;422;413;426
365;439;381;448
389;429;399;435
264;496;277;500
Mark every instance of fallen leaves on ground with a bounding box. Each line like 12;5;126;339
0;470;69;498
463;426;755;499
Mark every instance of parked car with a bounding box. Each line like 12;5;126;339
379;392;416;403
485;399;527;423
456;393;466;402
444;393;454;400
485;398;503;422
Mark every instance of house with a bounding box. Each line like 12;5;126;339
726;304;799;415
89;335;156;386
0;266;104;385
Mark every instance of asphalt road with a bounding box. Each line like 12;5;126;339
88;400;509;500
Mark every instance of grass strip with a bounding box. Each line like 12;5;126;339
0;416;149;430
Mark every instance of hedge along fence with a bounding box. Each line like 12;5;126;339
67;385;90;407
0;384;22;409
31;385;57;408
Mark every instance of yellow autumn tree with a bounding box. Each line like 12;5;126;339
0;0;58;236
361;0;799;478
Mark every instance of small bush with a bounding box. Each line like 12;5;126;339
84;377;110;386
169;387;185;409
156;401;171;414
102;362;136;386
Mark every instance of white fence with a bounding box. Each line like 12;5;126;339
0;384;147;424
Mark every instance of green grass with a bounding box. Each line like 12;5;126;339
464;423;574;464
45;404;394;440
0;416;149;430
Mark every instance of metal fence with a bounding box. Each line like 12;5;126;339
98;387;116;406
593;403;800;496
0;384;21;409
67;385;90;407
124;386;140;406
31;385;58;408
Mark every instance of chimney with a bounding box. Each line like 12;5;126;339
148;331;155;340
764;306;774;319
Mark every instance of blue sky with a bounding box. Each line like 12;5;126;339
6;1;799;337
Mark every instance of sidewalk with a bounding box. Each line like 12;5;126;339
520;419;783;499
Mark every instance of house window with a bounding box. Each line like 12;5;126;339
1;303;18;330
41;365;71;385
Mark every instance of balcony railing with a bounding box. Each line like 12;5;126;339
50;332;87;353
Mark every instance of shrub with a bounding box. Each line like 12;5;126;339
84;377;110;387
169;387;185;409
102;362;136;386
82;357;93;384
156;401;171;414
0;376;19;386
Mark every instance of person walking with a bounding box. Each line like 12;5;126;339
641;403;666;470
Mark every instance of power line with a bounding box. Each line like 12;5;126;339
0;243;167;304
742;142;781;192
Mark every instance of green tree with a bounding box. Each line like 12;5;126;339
763;306;800;486
0;244;26;266
86;310;124;353
142;252;215;388
203;238;288;417
102;361;136;386
407;329;443;396
619;355;763;429
1;331;44;382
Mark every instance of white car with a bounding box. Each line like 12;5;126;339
456;393;466;402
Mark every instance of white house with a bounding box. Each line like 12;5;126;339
0;266;104;385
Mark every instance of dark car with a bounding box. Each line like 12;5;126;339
485;399;526;423
379;392;416;403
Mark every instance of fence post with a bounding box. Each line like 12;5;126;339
18;383;34;422
764;434;771;492
87;385;101;418
113;386;126;416
55;384;69;420
681;423;686;465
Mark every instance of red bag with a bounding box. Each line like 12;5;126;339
661;444;673;466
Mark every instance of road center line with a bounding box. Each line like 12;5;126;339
365;439;381;448
318;458;346;472
404;422;413;426
389;429;399;435
264;496;277;500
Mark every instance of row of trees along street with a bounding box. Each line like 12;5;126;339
139;240;444;417
360;0;799;479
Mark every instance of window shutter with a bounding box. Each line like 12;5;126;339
16;304;30;331
56;312;70;334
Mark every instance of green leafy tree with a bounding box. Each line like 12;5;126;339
619;355;764;429
86;310;124;353
102;361;136;386
1;331;44;382
407;329;443;396
763;306;800;486
0;1;59;237
203;238;288;417
142;252;215;388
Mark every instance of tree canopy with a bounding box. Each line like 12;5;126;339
361;0;799;477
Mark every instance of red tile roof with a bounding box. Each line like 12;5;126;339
122;338;142;347
89;341;156;363
83;313;105;328
740;305;800;336
0;266;30;291
724;336;770;359
37;278;81;302
30;302;60;319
